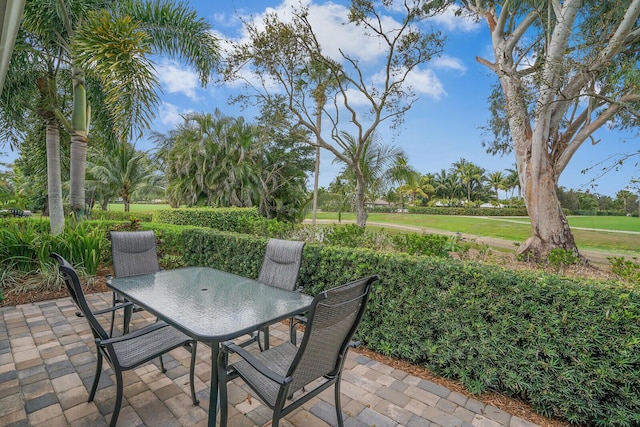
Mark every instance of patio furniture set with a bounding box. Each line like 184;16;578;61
51;230;378;427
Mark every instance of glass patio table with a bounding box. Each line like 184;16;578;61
107;266;314;426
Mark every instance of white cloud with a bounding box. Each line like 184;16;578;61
158;102;192;127
406;68;446;100
432;55;467;73
429;5;481;33
156;61;201;101
233;0;400;64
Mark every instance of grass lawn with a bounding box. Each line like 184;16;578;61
312;212;640;254
107;203;172;212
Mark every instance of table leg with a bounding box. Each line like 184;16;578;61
123;303;133;335
208;343;219;427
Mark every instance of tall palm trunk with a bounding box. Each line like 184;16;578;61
69;131;88;216
46;121;65;235
38;74;65;235
69;67;89;218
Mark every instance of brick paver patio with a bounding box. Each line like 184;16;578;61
1;292;540;427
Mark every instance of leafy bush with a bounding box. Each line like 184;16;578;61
391;232;451;257
0;219;109;293
547;248;581;271
609;257;640;284
89;209;153;222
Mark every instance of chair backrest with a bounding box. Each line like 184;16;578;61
111;230;160;278
257;239;305;291
50;253;110;342
286;275;378;394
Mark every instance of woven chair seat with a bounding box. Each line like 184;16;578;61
232;342;298;407
112;322;192;369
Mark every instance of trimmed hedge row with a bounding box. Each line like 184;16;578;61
153;207;259;231
181;227;640;426
89;210;154;222
406;206;529;216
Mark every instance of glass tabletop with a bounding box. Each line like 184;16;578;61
107;266;314;342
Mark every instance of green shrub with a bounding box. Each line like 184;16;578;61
547;248;581;271
609;257;640;284
391;232;451;257
89;209;153;222
324;223;366;248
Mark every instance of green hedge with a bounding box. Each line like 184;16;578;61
181;228;640;426
406;206;529;216
89;210;154;222
152;207;256;230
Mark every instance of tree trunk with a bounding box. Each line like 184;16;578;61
46;121;65;235
311;145;320;225
354;171;368;227
517;142;581;262
69;67;88;219
69;131;88;217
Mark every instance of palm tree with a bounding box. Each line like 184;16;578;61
333;131;410;225
434;169;462;204
156;110;310;221
420;174;436;202
505;167;521;199
1;17;71;234
398;170;428;206
88;142;162;212
20;0;220;220
488;171;506;203
296;60;342;225
453;158;486;202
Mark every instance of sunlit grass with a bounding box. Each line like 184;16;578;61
107;203;172;212
311;212;640;254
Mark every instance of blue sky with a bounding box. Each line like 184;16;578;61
3;0;638;198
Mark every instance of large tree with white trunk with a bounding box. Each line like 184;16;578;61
461;0;640;261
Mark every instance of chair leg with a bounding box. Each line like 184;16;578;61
110;369;124;427
88;351;103;402
289;320;297;346
189;341;199;405
262;326;270;350
159;355;165;373
334;379;345;427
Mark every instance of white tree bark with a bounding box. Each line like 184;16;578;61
46;122;65;235
467;0;640;260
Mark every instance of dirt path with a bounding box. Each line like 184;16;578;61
303;219;630;267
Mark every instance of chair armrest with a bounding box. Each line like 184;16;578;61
92;301;134;315
98;321;168;345
223;342;291;385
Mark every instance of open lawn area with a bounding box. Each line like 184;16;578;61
107;203;172;212
311;212;640;254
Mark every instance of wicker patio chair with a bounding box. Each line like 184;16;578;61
217;275;379;427
109;230;161;334
247;238;305;350
51;253;198;427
